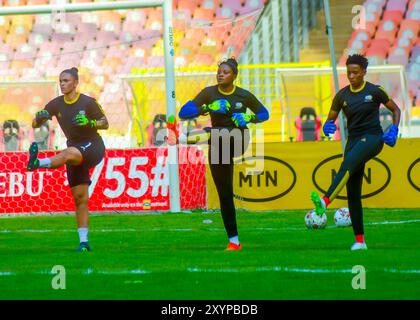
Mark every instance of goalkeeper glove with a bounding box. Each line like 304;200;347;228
35;110;52;122
323;120;337;136
382;124;398;147
231;113;256;127
202;99;231;114
72;114;96;128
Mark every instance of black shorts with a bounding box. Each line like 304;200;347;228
66;138;105;188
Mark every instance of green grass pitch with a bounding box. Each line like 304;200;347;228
0;209;419;300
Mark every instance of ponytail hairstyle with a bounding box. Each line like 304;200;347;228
61;67;79;80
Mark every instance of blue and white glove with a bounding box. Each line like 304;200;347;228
231;113;256;127
323;120;337;136
382;124;398;147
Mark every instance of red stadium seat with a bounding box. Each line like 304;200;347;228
365;20;379;37
192;7;215;22
375;21;397;43
366;11;380;24
369;38;392;50
397;20;420;44
366;44;388;59
382;10;404;25
177;0;201;14
145;8;163;31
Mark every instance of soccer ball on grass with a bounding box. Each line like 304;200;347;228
334;207;352;227
304;209;327;229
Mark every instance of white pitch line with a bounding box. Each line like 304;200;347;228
384;268;420;274
367;219;420;225
187;267;353;274
1;219;419;234
1;267;419;276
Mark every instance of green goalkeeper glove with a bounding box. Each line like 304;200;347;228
202;99;231;114
35;110;52;122
72;114;96;128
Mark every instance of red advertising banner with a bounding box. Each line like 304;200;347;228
0;146;207;214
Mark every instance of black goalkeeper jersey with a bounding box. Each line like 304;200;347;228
331;81;391;137
192;85;264;128
45;93;105;143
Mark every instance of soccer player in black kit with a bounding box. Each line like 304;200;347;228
178;58;269;250
27;68;109;252
311;54;401;251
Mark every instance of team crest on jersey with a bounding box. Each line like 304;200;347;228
364;95;373;102
343;101;347;107
234;102;243;110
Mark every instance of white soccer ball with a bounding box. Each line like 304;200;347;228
304;209;327;229
334;207;352;227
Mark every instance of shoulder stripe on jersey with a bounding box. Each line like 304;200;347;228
95;100;106;115
378;86;390;99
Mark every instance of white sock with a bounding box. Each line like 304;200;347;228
78;227;88;243
39;158;51;168
229;236;240;245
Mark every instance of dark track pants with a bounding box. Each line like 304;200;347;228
325;134;384;235
208;128;249;239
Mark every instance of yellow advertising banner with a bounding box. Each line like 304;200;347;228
206;138;420;210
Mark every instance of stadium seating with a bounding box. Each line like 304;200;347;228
341;0;420;104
